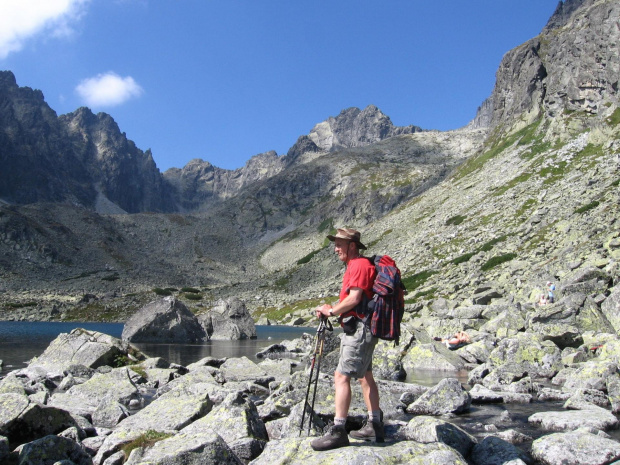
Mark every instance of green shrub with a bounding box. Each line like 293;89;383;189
575;200;600;214
5;301;37;309
402;270;437;291
612;178;620;187
297;249;323;265
184;293;202;300
445;215;466;226
606;107;620;126
479;235;508;252
153;288;172;296
481;253;517;271
451;252;476;265
181;287;200;293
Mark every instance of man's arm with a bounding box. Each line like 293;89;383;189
316;288;364;318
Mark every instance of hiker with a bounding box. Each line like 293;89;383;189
310;228;383;451
547;281;556;303
434;331;470;350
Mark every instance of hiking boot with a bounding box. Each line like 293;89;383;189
310;424;350;451
349;417;385;443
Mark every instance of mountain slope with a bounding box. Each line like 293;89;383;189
0;0;619;323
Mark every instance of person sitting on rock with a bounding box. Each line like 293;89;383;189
434;331;470;350
538;293;548;306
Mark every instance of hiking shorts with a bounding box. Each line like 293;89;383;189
336;320;378;379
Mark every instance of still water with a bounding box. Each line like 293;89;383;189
0;321;311;377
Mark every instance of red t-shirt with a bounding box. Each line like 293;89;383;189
340;257;376;303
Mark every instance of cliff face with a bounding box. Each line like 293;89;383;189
489;0;620;132
0;72;174;213
60;107;175;213
0;71;96;207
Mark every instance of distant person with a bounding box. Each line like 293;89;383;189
311;228;383;451
538;293;548;306
434;331;470;350
547;281;556;303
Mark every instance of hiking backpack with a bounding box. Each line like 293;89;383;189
365;255;406;344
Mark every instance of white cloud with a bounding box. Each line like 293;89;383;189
0;0;89;59
75;72;144;107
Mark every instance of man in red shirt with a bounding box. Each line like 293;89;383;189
310;228;383;451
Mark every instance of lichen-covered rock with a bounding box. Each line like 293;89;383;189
26;328;137;375
17;434;92;465
122;297;207;343
0;393;77;447
403;416;477;458
488;333;562;379
94;382;214;464
406;378;471;415
124;428;243;465
220;356;268;383
402;343;465;373
250;437;468;465
561;360;619;392
601;286;620;333
531;430;620;465
528;403;619;432
183;392;267;462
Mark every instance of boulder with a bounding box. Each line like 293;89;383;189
403;415;477;458
48;367;142;417
124;428;242;465
470;436;532;465
402;343;466;374
17;434;92;465
528;403;619;431
182;391;267;462
25;328;138;375
94;382;214;464
406;378;471;415
122;297;206;343
219;356;268;383
250;438;468;465
561;360;619;392
531;430;620;465
0;393;77;447
202;297;256;340
0;435;9;463
488;333;562;379
601;285;620;333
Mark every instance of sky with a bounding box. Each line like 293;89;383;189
0;0;561;172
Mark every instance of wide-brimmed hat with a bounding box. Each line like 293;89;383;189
326;228;367;249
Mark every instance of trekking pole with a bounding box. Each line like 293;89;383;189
299;314;333;436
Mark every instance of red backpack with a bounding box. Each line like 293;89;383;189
365;255;406;344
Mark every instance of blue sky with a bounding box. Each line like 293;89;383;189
1;0;559;172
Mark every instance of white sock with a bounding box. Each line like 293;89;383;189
334;417;347;427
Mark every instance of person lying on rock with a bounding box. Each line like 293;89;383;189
311;228;384;451
434;331;471;350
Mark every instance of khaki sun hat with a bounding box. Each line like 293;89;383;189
326;228;367;249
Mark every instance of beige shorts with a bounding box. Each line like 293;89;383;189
336;321;378;379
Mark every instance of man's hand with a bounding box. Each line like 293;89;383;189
315;304;332;319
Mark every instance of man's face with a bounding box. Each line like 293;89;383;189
334;238;350;262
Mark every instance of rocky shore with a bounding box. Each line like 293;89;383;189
1;267;620;465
